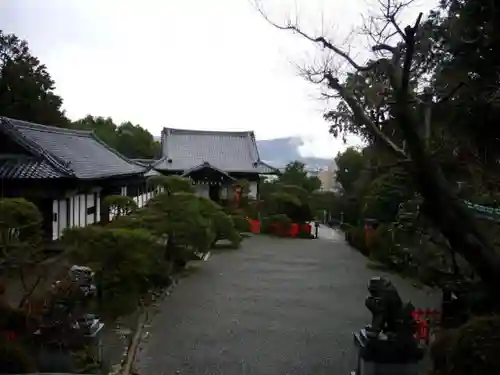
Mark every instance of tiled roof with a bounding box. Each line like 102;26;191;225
0;155;64;179
154;128;278;174
181;162;236;180
0;117;147;179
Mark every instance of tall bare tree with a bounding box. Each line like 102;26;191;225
255;0;500;295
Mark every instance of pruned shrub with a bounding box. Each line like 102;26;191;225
197;197;241;248
261;214;292;236
148;175;194;195
146;192;215;257
368;223;393;264
346;225;368;255
62;226;159;300
0;198;43;264
231;215;251;233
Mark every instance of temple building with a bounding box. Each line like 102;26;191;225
152;128;278;202
0;117;156;240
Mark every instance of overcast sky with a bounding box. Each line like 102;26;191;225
1;0;436;158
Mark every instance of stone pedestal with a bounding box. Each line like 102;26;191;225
352;329;424;375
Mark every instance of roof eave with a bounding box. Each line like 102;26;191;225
181;162;236;180
0;117;76;177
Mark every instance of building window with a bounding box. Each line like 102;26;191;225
87;206;96;215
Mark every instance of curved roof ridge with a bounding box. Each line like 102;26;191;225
0;117;75;176
9;118;93;136
162;127;254;136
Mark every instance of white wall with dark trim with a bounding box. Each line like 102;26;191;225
51;184;159;240
52;188;101;240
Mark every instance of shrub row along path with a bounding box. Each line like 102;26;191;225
134;228;440;375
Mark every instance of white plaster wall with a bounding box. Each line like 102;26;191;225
52;190;101;240
220;186;228;199
86;193;95;225
52;200;58;240
58;199;68;238
68;196;74;228
78;194;86;227
74;195;80;227
248;182;258;199
96;192;101;222
134;189;156;209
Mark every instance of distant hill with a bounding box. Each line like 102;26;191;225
256;137;334;170
154;135;334;170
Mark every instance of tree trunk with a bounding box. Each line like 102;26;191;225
395;100;500;295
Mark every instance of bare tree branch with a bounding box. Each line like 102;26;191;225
254;0;500;291
325;72;407;159
254;2;379;72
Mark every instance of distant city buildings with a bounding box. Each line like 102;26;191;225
307;162;341;192
266;160;341;192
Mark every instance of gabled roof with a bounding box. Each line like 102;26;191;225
181;161;236;180
153;127;278;174
0;117;147;179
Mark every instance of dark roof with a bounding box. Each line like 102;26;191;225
181;162;236;180
154;127;278;174
0;117;147;179
0;155;64;179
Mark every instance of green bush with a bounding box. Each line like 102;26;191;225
368;224;393;264
0;198;43;265
197;197;242;248
231;215;251;233
245;200;261;220
63;226;160;295
62;226;165;318
362;168;413;223
212;210;241;248
147;192;216;254
261;214;292;236
346;225;368;255
148;175;194;194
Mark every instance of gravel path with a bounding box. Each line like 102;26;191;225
135;230;439;375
